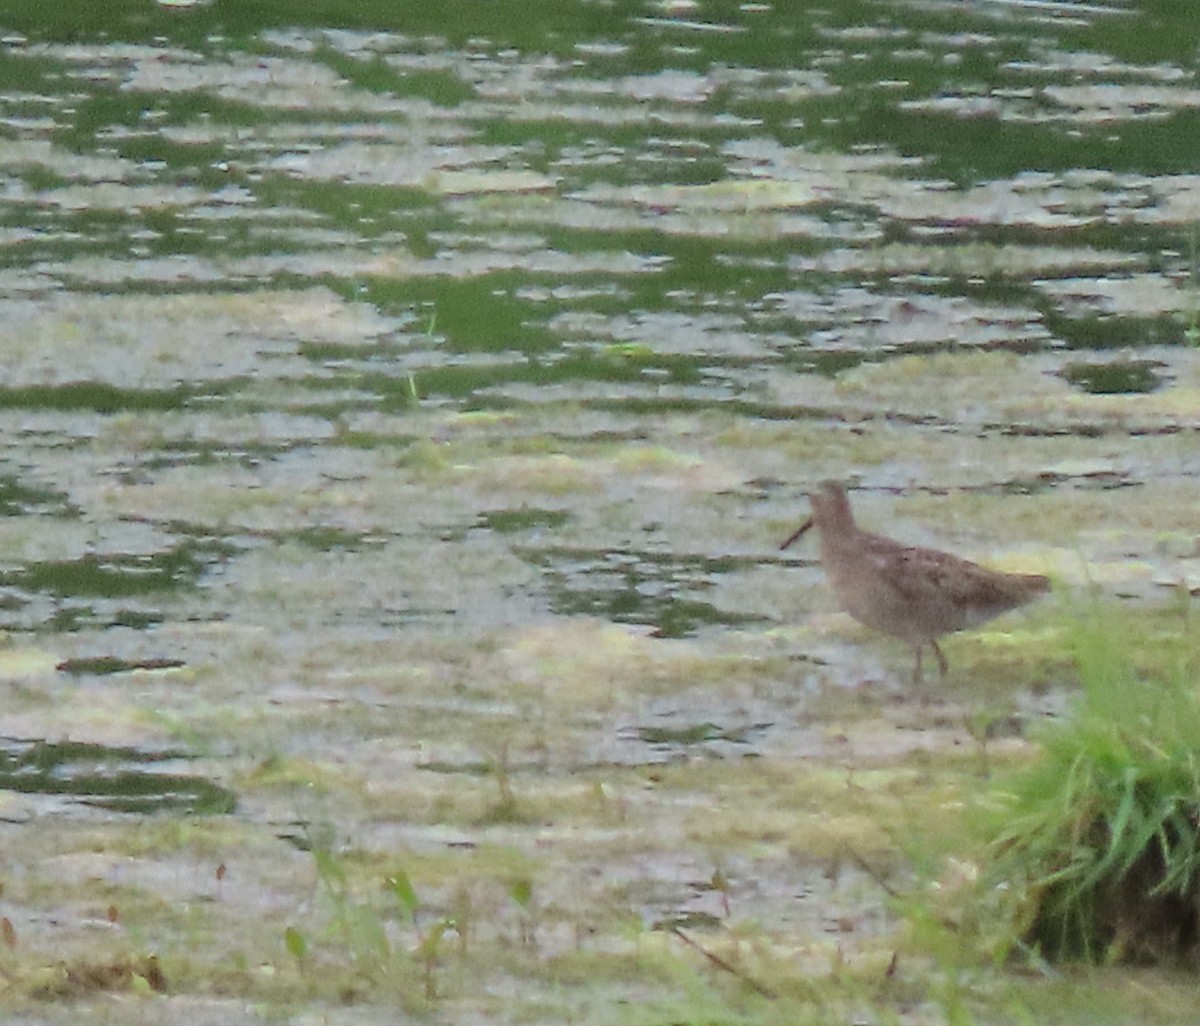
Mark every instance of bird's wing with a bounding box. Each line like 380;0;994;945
868;537;1045;620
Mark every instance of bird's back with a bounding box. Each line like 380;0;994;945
814;493;1048;646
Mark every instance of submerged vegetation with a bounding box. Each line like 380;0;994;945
1;0;1199;1021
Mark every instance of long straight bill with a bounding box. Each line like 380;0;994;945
779;518;814;551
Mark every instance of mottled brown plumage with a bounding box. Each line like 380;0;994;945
780;481;1049;683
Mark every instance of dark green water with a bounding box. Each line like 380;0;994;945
0;7;1199;1023
0;0;1197;794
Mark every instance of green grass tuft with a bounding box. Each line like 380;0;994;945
987;605;1200;965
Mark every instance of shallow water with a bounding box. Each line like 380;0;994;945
0;0;1198;1019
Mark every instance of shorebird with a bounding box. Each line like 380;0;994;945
780;481;1049;683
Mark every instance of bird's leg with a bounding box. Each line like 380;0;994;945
931;640;948;679
911;644;924;685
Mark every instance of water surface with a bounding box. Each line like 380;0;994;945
0;0;1197;1019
